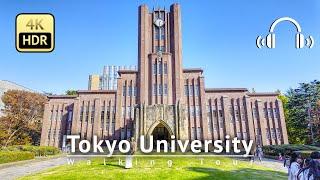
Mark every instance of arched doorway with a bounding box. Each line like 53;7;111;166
151;123;170;148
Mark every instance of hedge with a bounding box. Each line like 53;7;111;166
0;151;35;164
262;144;320;157
1;146;60;156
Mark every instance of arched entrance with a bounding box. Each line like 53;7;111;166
152;123;170;144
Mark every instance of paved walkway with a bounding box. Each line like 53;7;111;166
0;156;67;180
254;158;287;173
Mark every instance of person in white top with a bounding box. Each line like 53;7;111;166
288;152;303;180
297;158;313;180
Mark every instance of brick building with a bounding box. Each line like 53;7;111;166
40;4;288;149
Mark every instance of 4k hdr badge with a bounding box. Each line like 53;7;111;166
16;13;54;52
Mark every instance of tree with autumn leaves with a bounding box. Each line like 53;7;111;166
0;90;46;148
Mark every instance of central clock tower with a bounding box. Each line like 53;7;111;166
138;4;184;106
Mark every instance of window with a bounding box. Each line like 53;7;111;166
266;128;270;140
55;110;59;121
184;85;189;96
195;85;200;96
190;106;194;116
153;63;157;75
60;110;63;121
153;84;157;95
155;46;165;52
85;108;89;122
197;127;202;140
195;105;200;116
271;128;276;139
100;109;105;127
164;63;168;74
207;105;211;113
235;110;239;121
253;108;259;119
207;116;213;133
155;27;165;40
91;109;95;123
189;85;194;96
274;108;280;119
122;86;126;96
243;132;248;140
213;110;217;117
219;110;223;118
50;110;54;121
256;128;261;135
128;85;132;96
219;120;224;128
276;128;282;139
127;106;131;118
263;108;268;118
237;132;242;139
268;108;273;118
159;62;163;75
133;86;137;96
191;127;196;140
111;122;115;134
121;128;125;140
164;84;168;95
67;110;73;122
80;108;83;122
158;84;163;95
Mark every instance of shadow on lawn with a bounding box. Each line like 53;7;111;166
187;167;287;180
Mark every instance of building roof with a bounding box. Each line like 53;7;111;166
183;68;203;73
77;90;117;94
48;95;78;99
205;88;248;92
118;70;138;75
247;92;279;97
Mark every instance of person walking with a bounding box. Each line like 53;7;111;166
308;151;320;180
256;145;264;162
297;158;312;180
125;137;136;169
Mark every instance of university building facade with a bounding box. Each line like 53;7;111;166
40;4;289;149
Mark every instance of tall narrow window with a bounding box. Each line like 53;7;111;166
195;85;200;96
189;85;194;96
153;62;157;75
128;85;132;96
133;86;137;96
164;84;168;95
122;86;126;96
164;63;168;74
197;127;202;140
153;84;157;95
158;84;163;95
184;85;189;96
159;62;163;75
91;106;95;124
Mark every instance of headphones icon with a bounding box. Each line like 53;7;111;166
256;17;314;49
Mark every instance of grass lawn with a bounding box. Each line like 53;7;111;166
19;156;287;180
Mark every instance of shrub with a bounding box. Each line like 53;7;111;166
17;145;60;156
263;144;320;157
1;145;60;156
0;151;34;164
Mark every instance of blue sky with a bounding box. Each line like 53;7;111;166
0;0;319;94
